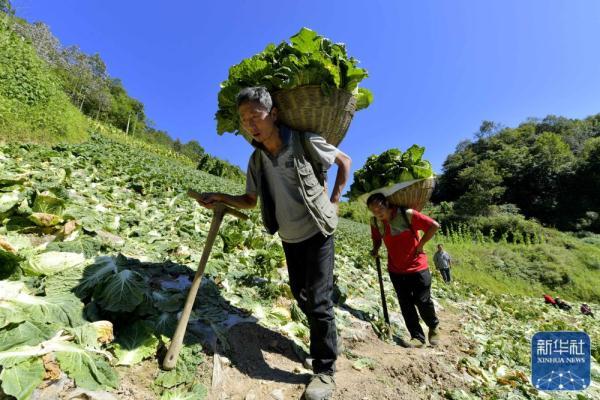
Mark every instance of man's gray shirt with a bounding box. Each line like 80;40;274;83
434;251;451;270
246;128;338;243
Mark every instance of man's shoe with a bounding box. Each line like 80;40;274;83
304;373;335;400
303;357;313;370
408;338;425;348
428;327;440;346
393;335;412;348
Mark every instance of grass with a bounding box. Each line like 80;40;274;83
89;119;198;168
428;230;600;302
339;197;600;303
0;97;89;145
0;16;89;146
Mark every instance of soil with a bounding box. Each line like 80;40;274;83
199;302;475;400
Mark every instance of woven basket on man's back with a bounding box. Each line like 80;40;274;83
362;177;436;212
272;85;357;147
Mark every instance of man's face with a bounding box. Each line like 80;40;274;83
437;245;443;252
238;101;277;142
368;201;390;222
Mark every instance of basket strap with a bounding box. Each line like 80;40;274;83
299;131;326;186
399;207;420;240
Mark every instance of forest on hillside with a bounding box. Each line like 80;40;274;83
433;117;600;233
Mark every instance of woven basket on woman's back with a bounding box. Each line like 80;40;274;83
272;85;357;146
386;177;436;211
362;177;436;212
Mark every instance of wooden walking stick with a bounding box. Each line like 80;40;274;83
375;255;390;325
163;200;247;370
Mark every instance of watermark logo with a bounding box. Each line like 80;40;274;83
531;331;590;391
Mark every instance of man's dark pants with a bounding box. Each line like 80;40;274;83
439;268;451;283
282;232;337;375
389;268;439;343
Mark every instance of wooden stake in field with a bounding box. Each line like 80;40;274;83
163;197;247;370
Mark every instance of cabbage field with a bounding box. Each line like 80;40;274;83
0;133;598;399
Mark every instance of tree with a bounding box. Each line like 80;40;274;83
179;140;205;163
519;132;575;222
107;78;145;132
0;0;14;15
432;141;477;202
454;160;505;216
12;22;61;65
173;139;182;152
476;120;500;139
570;137;600;231
435;113;599;231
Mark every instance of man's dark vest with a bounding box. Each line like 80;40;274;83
249;130;338;236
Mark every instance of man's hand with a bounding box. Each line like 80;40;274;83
330;151;351;210
187;190;221;209
188;190;257;210
331;199;340;215
370;247;379;258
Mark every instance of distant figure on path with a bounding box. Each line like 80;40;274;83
433;244;452;283
555;296;572;311
543;294;558;307
580;303;594;318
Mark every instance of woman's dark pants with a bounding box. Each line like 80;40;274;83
389;268;439;343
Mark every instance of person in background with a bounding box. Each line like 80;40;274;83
368;193;441;348
433;244;452;283
543;294;558;307
580;303;594;318
555;296;572;311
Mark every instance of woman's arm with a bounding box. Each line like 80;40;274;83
370;223;383;257
406;209;440;253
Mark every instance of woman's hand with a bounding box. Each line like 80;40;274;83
415;243;425;255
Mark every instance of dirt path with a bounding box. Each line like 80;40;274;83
207;302;474;400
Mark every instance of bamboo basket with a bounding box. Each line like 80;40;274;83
272;85;357;146
361;177;436;211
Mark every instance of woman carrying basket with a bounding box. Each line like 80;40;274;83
367;192;441;348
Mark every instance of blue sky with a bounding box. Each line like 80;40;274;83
13;0;600;186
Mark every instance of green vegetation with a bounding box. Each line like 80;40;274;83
0;136;244;398
439;283;599;400
0;120;598;399
216;27;373;135
9;15;147;136
0;6;244;183
0;14;88;144
338;200;371;224
434;117;600;232
431;225;600;302
347;145;434;200
341;199;600;302
1;3;599;398
91;121;245;182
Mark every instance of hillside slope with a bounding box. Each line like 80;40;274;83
0;134;598;399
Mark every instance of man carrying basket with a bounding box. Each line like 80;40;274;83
194;87;351;400
367;192;442;348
